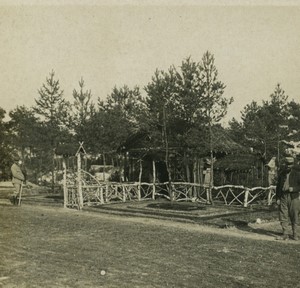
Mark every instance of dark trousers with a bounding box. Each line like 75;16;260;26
279;192;300;236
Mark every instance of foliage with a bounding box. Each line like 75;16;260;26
85;85;147;154
287;100;300;141
8;106;39;156
144;52;231;199
32;71;72;188
34;71;70;125
1;53;300;185
100;85;146;126
33;70;72;146
71;78;95;142
145;52;232;152
198;51;233;124
145;67;178;149
228;83;296;162
0;108;14;180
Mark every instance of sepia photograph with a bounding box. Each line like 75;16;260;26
0;0;300;287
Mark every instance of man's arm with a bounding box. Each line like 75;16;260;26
289;169;300;192
276;170;284;201
11;165;25;181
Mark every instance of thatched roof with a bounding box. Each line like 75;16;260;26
214;153;262;172
210;126;247;155
118;130;150;152
119;126;247;158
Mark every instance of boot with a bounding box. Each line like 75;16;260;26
8;195;14;204
292;225;298;241
276;233;289;240
276;227;289;240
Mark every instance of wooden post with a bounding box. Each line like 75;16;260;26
105;184;109;203
184;151;190;183
124;152;128;182
209;153;214;205
206;188;210;203
63;158;67;208
129;158;133;181
103;153;106;181
193;157;198;197
204;168;212;204
198;158;204;197
261;160;264;186
138;159;142;201
267;187;273;205
99;186;104;204
244;188;249;207
122;185;126;202
77;152;83;210
152;160;156;200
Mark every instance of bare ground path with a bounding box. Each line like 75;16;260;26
1;200;300;288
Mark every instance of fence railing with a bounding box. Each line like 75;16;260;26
64;178;276;209
213;185;276;207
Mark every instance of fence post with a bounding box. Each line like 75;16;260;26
105;184;109;203
267;186;273;205
206;187;210;204
152;160;156;200
244;188;249;207
77;152;83;210
138;159;142;201
122;185;126;202
63;158;67;208
100;186;104;204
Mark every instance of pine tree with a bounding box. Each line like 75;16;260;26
33;70;71;192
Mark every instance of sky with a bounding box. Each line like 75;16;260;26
1;0;300;125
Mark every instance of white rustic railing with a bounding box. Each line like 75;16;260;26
213;185;276;207
64;172;276;209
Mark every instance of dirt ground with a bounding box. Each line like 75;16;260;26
1;186;300;288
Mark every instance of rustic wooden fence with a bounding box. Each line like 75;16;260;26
64;171;276;210
64;144;276;210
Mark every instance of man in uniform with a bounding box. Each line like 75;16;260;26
10;156;25;205
276;156;300;240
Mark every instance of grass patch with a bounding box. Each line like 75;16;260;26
0;203;298;288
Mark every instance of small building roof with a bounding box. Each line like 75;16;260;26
214;153;262;172
119;126;248;159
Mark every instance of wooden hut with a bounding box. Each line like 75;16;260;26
214;153;268;187
119;126;249;186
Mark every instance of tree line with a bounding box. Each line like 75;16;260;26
0;51;299;184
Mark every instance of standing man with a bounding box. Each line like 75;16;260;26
10;156;25;205
276;156;300;240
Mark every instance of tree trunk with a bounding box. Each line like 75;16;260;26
152;160;156;200
193;157;197;197
163;105;173;202
103;152;106;181
138;159;142;201
51;149;55;193
208;123;214;205
63;158;67;208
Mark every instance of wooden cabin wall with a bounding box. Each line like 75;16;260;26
213;166;269;187
124;154;208;185
123;151;271;188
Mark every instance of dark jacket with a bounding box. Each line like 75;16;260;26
276;164;300;200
